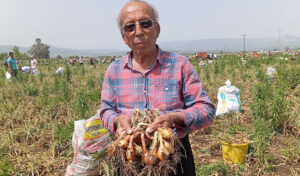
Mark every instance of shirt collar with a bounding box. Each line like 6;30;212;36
122;45;163;69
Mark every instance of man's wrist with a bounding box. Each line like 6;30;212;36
113;115;119;126
113;115;119;133
169;112;184;126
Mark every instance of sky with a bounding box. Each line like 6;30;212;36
0;0;299;50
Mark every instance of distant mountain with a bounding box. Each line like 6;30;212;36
158;35;300;52
1;35;299;57
48;45;127;57
0;45;127;57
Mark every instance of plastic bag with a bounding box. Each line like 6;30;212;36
199;61;206;67
21;66;31;73
216;80;241;116
65;111;111;176
32;69;40;76
240;58;246;64
56;66;64;75
266;67;276;78
5;72;11;80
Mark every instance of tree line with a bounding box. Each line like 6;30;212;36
0;38;50;60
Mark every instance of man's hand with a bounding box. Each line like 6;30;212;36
114;114;132;137
145;112;184;136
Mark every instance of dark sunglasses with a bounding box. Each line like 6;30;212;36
122;19;155;33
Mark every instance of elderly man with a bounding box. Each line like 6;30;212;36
100;1;215;175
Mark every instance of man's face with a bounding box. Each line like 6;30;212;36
10;54;14;58
120;2;160;51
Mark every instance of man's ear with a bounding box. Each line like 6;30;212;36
155;23;160;39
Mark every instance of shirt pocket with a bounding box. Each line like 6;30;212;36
152;80;179;108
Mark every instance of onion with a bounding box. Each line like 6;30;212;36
118;135;130;149
150;131;158;151
157;127;173;141
157;132;170;161
126;135;135;162
163;139;174;154
141;133;158;166
134;143;143;156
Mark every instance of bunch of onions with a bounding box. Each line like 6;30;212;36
107;127;176;166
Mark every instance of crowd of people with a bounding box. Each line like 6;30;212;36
2;53;121;79
67;56;117;65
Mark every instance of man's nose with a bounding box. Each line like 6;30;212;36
135;23;144;36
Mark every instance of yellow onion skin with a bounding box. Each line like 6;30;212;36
163;140;174;154
143;152;158;166
158;127;174;141
140;133;158;165
134;144;143;156
126;135;135;162
157;133;170;161
117;135;130;149
126;149;135;162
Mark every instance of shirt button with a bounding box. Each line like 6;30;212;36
144;90;146;94
165;87;169;91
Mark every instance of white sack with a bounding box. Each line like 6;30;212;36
56;66;64;75
65;111;111;176
21;66;31;73
5;72;11;80
216;80;241;116
266;67;276;78
32;69;40;76
199;61;206;67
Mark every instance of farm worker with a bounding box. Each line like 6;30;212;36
79;57;84;65
253;51;258;59
30;57;38;70
90;58;94;65
193;53;197;60
7;52;18;77
99;1;215;175
291;53;296;60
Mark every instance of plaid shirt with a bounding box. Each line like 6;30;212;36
100;47;215;138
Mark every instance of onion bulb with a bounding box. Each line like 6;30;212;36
158;127;173;141
141;133;158;166
157;132;170;161
118;135;130;149
163;139;174;154
134;143;143;156
126;135;135;162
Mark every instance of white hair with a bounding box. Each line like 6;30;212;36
117;0;159;31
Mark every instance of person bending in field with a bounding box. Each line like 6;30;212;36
99;1;216;175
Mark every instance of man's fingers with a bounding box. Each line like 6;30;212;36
145;126;154;134
146;120;161;134
122;120;132;135
116;127;125;137
145;132;154;141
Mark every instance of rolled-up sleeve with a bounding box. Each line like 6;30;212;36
99;66;118;133
177;60;216;134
